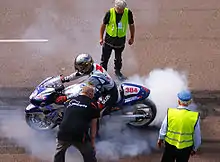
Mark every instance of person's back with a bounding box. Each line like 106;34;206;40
168;108;198;130
87;63;115;95
58;95;99;142
157;90;201;162
54;85;99;162
165;108;199;149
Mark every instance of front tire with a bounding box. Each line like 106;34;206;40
25;113;57;131
127;98;157;128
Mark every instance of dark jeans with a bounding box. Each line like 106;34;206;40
100;43;125;72
161;142;193;162
53;139;97;162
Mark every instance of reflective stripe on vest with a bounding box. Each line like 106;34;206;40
106;8;129;38
165;108;199;149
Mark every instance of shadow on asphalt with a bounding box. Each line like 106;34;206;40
197;138;220;154
0;88;220;159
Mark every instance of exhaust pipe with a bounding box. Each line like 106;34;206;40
120;108;151;120
120;113;149;120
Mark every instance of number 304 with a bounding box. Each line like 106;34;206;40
125;87;138;93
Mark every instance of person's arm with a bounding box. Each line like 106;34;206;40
100;11;110;45
85;76;100;90
90;102;100;149
90;118;97;148
159;115;168;139
100;24;106;45
54;73;87;104
128;10;135;45
62;72;85;82
192;117;202;153
157;115;168;148
129;24;135;39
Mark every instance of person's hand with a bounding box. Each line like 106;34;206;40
91;137;96;150
157;139;164;148
190;150;196;156
100;38;104;46
60;75;66;83
128;37;134;45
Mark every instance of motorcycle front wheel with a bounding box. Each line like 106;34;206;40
25;113;57;131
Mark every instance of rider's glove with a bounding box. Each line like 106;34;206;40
55;95;67;104
60;75;68;83
60;72;81;83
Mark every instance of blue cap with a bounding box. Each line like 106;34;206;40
177;90;192;101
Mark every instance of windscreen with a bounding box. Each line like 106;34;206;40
38;76;63;89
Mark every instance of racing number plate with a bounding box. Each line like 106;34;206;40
123;86;140;96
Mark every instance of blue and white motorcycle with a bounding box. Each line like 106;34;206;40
24;75;157;131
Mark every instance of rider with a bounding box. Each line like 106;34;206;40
55;53;120;115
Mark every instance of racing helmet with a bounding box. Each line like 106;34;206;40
74;53;94;74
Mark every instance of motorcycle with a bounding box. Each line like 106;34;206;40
24;75;157;131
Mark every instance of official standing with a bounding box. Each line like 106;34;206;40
53;85;100;162
157;90;202;162
99;0;135;80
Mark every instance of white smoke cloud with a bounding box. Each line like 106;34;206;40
96;116;158;161
0;67;190;162
0;109;84;162
127;68;189;126
0;0;192;161
94;68;190;161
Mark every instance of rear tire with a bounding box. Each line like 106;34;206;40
127;98;157;128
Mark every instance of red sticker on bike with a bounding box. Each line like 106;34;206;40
96;64;104;73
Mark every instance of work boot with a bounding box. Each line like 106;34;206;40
115;70;127;81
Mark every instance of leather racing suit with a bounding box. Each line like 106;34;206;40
62;63;119;115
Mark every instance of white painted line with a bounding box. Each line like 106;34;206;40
0;39;48;43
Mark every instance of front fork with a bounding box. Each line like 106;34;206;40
41;105;63;124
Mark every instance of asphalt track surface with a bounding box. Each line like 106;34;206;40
0;0;220;161
0;89;220;162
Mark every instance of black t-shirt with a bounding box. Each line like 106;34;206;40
57;95;100;142
103;9;134;47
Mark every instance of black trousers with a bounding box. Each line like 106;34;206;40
161;142;192;162
53;139;97;162
100;43;125;71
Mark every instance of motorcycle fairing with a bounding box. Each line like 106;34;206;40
117;83;150;106
25;104;43;113
30;86;55;106
25;104;56;114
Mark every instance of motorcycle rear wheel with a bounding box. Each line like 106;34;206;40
127;98;157;128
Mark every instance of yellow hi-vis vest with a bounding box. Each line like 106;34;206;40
165;108;199;149
106;7;129;38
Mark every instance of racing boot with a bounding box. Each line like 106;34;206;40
101;106;112;116
110;107;121;112
101;106;120;116
55;111;63;125
115;70;127;81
